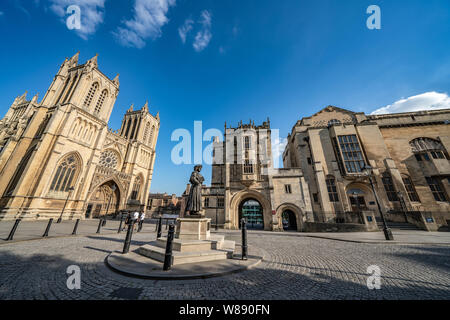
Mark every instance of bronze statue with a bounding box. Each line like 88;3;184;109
185;165;204;216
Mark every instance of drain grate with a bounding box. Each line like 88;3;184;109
110;287;143;300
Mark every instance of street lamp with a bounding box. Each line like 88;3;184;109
215;189;219;231
362;165;394;240
57;186;75;223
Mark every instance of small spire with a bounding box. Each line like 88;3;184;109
113;74;120;87
87;53;98;68
127;104;134;112
143;100;149;110
69;51;79;65
31;93;39;103
156;111;160;120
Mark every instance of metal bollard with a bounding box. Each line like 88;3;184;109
96;218;103;234
42;218;54;238
157;217;162;238
122;220;135;254
163;224;175;271
118;216;124;233
72;219;80;235
6;219;21;241
241;218;248;260
102;218;107;227
138;220;143;232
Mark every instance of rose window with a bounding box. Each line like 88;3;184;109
99;150;118;169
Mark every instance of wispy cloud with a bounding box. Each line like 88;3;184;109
178;18;193;44
114;0;176;49
193;10;212;52
48;0;106;40
371;92;450;115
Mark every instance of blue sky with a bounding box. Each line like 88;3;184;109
0;0;449;195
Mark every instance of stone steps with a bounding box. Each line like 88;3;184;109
138;243;231;265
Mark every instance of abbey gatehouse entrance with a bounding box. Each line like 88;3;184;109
239;199;264;230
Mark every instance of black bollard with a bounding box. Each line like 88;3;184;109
6;219;21;241
42;218;54;237
118;216;124;233
122;220;135;254
102;218;107;227
157;217;162;238
241;218;248;260
138;220;143;232
72;219;80;235
96;218;103;234
163;224;175;271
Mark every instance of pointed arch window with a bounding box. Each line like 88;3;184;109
50;154;80;192
5;149;34;196
131;176;141;200
143;123;150;143
382;172;398;202
94;89;107;114
83;83;99;108
149;125;155;145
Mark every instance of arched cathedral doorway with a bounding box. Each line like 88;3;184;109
86;180;120;218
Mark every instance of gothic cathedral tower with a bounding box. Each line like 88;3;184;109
0;53;159;220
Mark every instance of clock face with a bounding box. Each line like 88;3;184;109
100;150;118;169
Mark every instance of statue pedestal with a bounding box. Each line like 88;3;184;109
175;217;211;240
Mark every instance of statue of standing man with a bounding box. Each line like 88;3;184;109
185;165;204;216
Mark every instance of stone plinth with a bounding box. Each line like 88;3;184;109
175;217;211;240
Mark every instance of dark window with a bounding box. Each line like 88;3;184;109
204;197;209;208
337;135;365;173
423;153;431;161
426;177;447;202
414;154;422;162
382;172;398;202
285;184;292;194
217;198;224;208
307;157;312;165
431;151;445;159
50;154;78;192
243;160;254;174
326;176;339;202
313;193;319;203
244;136;251;150
402;176;420;202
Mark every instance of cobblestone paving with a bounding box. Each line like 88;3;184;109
0;231;449;300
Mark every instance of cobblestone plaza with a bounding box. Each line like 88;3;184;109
0;224;449;300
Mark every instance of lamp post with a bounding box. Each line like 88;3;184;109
362;165;394;240
57;186;74;223
215;189;219;231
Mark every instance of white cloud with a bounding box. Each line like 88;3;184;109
114;0;176;49
193;10;212;52
49;0;106;40
178;18;193;44
371;92;450;115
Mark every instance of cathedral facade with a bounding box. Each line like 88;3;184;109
0;53;159;221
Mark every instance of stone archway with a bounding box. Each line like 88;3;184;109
276;203;303;232
86;180;121;218
229;190;272;231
